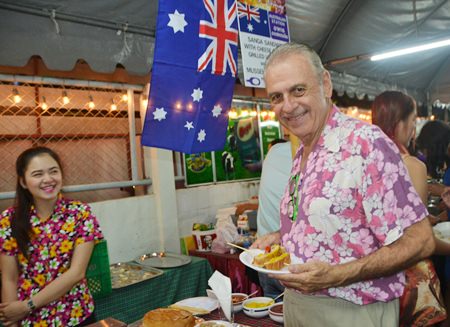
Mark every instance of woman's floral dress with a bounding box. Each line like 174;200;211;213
0;195;104;326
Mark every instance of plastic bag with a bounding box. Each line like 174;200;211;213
211;207;240;253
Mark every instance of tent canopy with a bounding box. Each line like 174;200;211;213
1;0;450;103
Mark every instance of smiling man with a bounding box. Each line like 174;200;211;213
251;43;435;327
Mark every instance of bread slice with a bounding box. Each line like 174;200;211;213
264;252;291;270
252;244;281;267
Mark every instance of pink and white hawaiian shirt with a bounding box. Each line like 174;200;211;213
280;106;428;305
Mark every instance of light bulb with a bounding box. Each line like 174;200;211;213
269;111;276;119
175;101;182;110
142;98;148;108
41;96;48;110
122;93;128;101
250;110;257;117
241;110;249;117
260;111;268;118
12;88;21;104
88;95;95;109
228;110;238;118
62;91;70;104
110;99;117;111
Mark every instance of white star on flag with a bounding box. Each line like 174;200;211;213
153;107;167;121
197;129;206;142
191;88;203;102
184;121;194;130
168;10;188;33
247;24;254;32
212;105;222;117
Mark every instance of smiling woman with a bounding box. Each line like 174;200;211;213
0;146;104;326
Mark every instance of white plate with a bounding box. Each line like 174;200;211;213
195;321;233;327
433;222;450;243
171;296;219;315
239;249;300;274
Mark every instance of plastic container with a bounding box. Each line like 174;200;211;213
86;240;112;299
192;229;217;251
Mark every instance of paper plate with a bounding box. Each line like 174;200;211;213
170;296;219;315
433;222;450;243
239;249;300;274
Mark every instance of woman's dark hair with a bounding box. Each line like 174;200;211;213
416;120;450;179
12;146;63;257
372;90;416;154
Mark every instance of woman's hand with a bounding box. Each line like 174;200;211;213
0;301;29;326
250;231;281;250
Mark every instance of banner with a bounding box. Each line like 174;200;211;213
142;0;239;154
237;0;290;88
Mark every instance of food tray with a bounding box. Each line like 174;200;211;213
134;252;192;268
110;262;163;289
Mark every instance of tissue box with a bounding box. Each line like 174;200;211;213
192;229;217;251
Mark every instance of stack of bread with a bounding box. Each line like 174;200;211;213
252;244;291;270
142;308;195;327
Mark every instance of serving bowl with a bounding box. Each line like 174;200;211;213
269;301;284;323
242;296;274;318
231;293;248;312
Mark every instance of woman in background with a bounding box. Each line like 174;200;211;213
0;147;103;326
372;91;448;326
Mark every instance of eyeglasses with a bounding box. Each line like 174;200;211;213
288;173;300;222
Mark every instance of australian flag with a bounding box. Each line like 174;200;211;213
141;0;239;154
237;2;270;37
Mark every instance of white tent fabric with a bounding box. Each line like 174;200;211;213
1;0;449;103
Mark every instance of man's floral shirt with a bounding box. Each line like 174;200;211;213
280;106;428;305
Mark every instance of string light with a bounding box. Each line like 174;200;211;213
12;88;21;104
175;101;182;110
88;95;95;109
260;111;268;118
41;96;48;110
110;99;117;111
122;93;128;102
228;110;238;118
241;109;249;117
62;91;70;105
269;111;276;119
250;110;257;117
141;98;148;108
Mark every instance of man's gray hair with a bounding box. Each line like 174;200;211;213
264;42;325;82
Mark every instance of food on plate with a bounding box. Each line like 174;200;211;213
245;300;274;308
232;294;247;304
252;244;291;270
110;263;160;288
143;308;195;327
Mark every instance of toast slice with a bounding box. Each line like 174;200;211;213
252;244;281;267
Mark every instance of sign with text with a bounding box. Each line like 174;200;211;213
237;0;290;88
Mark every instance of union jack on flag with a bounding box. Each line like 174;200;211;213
237;1;260;23
199;0;239;76
141;0;239;154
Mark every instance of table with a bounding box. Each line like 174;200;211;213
129;309;283;327
204;309;283;326
189;250;263;296
92;256;213;324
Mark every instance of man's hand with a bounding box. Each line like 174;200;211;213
442;187;450;208
270;261;343;293
250;231;281;250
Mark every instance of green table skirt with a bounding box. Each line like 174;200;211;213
93;256;213;324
